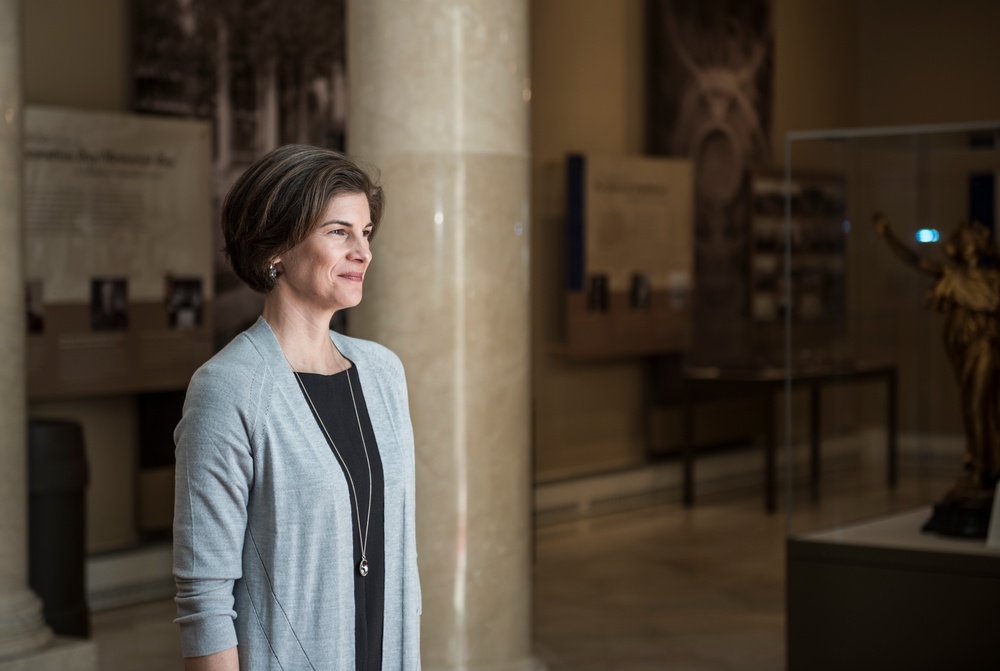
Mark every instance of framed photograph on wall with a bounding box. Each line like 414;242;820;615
90;278;129;332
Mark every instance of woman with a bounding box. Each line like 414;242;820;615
173;145;421;670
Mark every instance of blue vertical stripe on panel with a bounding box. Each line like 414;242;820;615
567;154;586;291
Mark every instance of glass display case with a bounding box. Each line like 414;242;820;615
782;123;1000;671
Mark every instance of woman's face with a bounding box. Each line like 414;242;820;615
274;192;373;313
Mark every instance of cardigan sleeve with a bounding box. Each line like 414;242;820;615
172;357;262;657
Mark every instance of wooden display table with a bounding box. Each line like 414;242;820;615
682;362;898;513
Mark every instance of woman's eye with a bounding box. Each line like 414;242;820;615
363;229;372;238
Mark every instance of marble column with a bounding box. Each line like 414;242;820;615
0;2;94;668
347;1;538;670
0;0;52;660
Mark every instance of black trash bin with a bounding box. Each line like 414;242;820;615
28;419;90;638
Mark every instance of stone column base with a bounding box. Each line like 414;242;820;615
0;638;97;671
0;590;51;660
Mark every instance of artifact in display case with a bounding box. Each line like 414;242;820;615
873;211;1000;538
562;153;694;357
782;122;1000;671
751;172;846;325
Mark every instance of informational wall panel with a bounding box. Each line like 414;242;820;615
565;154;694;356
24;106;213;398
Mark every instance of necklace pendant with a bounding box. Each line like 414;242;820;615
359;559;369;577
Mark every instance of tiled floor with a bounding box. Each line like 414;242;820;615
530;456;955;671
91;458;954;671
92;599;180;671
533;499;787;671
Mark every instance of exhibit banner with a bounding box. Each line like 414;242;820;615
24;106;213;398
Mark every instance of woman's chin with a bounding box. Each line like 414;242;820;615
330;293;363;312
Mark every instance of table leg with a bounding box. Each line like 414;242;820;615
887;369;898;489
765;389;777;514
810;384;821;503
683;381;695;507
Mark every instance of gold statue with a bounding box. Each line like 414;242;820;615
873;213;1000;537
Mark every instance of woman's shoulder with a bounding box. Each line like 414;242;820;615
331;332;405;379
188;330;271;401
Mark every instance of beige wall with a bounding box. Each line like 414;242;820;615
23;0;129;111
771;0;858;159
857;0;1000;127
23;0;135;551
531;0;646;160
530;0;650;478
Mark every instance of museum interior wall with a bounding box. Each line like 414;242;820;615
530;0;1000;480
18;0;1000;549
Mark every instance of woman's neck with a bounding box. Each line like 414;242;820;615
262;296;349;375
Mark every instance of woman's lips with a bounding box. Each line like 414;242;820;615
339;273;364;282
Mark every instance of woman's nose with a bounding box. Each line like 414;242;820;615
350;240;372;263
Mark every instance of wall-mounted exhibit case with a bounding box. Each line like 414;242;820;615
781;123;1000;671
24;107;213;399
561;153;694;357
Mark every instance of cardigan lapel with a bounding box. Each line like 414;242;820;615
241;316;403;450
332;331;404;449
242;316;333;446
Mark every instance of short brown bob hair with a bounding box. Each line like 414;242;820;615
221;144;384;293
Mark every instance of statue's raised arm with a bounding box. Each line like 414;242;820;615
872;212;944;277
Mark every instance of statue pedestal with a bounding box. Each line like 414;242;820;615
788;507;1000;671
922;500;993;539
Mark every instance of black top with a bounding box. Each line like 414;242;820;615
297;365;385;671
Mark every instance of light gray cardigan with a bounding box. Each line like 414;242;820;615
173;317;421;670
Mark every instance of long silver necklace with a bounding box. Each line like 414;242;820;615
294;369;373;577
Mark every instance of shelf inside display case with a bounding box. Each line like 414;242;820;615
751;171;846;325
